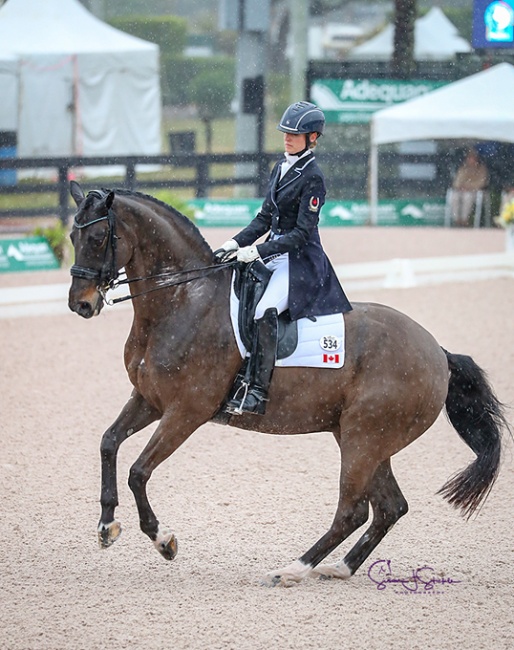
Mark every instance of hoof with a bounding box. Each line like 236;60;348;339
260;559;311;587
98;520;122;549
310;561;352;580
154;527;178;561
260;574;280;588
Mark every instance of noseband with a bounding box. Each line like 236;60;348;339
70;190;119;289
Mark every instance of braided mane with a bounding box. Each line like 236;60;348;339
110;187;212;252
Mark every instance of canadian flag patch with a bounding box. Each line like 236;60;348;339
308;196;320;212
323;353;340;364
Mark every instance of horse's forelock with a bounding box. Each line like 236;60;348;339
73;191;107;226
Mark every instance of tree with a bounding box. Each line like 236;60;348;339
392;0;416;79
190;69;234;152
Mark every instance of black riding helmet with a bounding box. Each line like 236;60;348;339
277;101;325;137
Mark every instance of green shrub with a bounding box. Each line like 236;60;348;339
190;68;234;119
109;15;187;57
32;221;70;266
151;190;195;220
162;55;235;107
267;73;290;121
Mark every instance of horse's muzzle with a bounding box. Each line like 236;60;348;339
68;283;104;318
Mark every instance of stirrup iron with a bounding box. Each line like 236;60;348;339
225;381;250;416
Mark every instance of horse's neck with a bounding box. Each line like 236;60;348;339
120;201;227;322
123;204;210;278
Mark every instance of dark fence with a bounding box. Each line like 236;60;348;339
0;149;459;224
0;152;276;223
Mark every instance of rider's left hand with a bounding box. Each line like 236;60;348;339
236;245;261;263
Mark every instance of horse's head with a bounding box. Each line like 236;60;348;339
68;181;129;318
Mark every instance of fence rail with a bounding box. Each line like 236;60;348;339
0;150;455;224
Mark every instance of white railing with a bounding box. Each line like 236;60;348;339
335;252;514;290
2;252;514;318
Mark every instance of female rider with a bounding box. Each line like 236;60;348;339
215;101;352;416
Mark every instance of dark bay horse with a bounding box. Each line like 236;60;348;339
68;182;509;586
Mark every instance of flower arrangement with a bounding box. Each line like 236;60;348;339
495;198;514;229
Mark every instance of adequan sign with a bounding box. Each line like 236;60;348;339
0;236;60;273
311;78;446;124
190;199;263;227
188;199;445;227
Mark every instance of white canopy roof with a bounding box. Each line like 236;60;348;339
0;0;161;158
350;7;471;61
372;63;514;145
369;63;514;224
0;0;155;54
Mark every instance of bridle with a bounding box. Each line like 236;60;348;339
70;190;119;289
70;190;236;305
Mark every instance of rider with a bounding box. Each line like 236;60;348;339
215;101;352;416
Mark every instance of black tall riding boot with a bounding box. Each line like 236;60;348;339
225;308;278;416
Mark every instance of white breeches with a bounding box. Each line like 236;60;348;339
255;253;289;320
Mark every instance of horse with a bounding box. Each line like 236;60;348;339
68;182;509;587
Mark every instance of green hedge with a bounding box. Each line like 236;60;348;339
109;15;187;57
161;55;235;107
108;15;235;108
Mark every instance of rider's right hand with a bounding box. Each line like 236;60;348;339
213;239;239;262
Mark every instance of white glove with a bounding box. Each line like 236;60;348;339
214;239;239;261
237;245;261;263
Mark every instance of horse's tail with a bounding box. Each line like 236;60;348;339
439;349;510;519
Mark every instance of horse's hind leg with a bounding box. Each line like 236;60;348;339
312;459;408;579
263;447;375;587
98;391;160;548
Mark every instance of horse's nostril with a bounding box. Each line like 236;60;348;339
75;301;94;318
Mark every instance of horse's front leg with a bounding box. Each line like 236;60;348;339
127;408;201;561
99;390;160;548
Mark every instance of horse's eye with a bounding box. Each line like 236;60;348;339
90;232;107;248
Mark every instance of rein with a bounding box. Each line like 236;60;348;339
70;190;237;305
108;261;236;305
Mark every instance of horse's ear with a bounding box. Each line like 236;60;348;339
70;180;85;207
105;190;115;209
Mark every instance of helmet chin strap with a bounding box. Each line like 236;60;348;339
292;144;309;156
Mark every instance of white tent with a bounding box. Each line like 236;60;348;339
369;63;514;223
0;53;18;133
0;0;162;158
350;7;471;61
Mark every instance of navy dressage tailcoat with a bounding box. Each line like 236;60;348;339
233;151;352;321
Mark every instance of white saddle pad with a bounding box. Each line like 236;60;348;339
230;279;345;369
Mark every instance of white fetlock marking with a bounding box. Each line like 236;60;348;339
311;560;352;580
154;525;175;551
97;520;121;546
267;559;312;586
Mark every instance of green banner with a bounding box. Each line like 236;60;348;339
189;199;445;228
190;199;263;227
321;199;446;226
0;237;60;273
311;78;446;124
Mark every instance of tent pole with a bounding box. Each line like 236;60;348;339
369;141;378;226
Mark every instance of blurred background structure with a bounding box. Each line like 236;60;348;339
0;0;161;159
1;0;514;227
